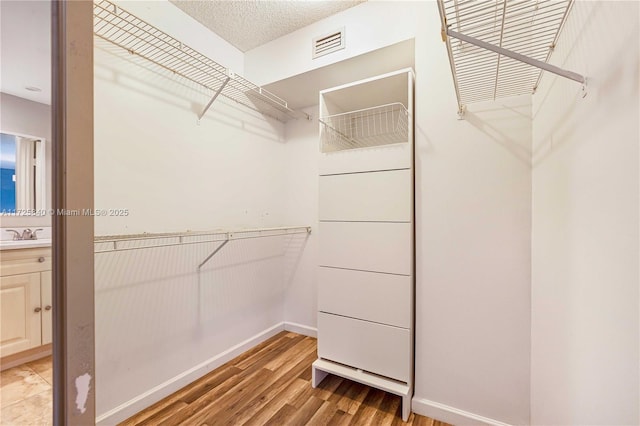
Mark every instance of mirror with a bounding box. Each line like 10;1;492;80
0;132;46;214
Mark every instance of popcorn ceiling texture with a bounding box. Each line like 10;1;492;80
169;0;365;52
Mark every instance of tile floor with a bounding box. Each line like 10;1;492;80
0;356;52;425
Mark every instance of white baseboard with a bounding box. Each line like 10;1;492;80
284;321;317;338
412;397;513;426
96;322;285;425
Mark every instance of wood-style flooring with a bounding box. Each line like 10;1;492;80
122;332;449;426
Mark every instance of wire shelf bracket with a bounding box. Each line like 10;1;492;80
437;0;587;118
198;75;231;123
94;0;310;123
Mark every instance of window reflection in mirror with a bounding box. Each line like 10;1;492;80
0;132;46;214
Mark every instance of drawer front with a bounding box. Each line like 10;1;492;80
319;267;412;328
319;169;412;222
319;141;413;175
319;222;412;275
1;248;52;276
318;312;410;382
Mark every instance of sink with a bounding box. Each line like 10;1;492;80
0;239;52;250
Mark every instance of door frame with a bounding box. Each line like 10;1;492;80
51;1;95;424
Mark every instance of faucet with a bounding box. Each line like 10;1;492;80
5;228;43;240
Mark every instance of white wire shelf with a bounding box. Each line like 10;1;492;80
94;226;311;254
437;0;584;113
93;0;308;123
319;103;409;153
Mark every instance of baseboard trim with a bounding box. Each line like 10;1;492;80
284;321;317;338
1;344;52;371
412;397;513;426
96;322;286;425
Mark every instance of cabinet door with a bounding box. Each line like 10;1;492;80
40;271;52;345
0;273;41;357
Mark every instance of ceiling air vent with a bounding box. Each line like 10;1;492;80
312;28;345;59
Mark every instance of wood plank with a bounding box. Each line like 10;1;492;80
348;387;386;424
335;381;370;415
370;392;401;426
307;400;340;425
283;395;325;425
326;409;353;426
241;378;309;426
135;401;187;426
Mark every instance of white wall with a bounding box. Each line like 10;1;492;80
413;3;532;424
282;106;319;331
93;1;300;422
531;2;639;425
94;5;283;236
0;92;51;227
244;1;417;86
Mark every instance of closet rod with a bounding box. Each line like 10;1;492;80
94;226;311;254
446;29;585;85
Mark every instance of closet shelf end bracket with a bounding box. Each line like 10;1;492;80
198;74;232;122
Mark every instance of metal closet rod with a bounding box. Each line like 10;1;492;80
446;29;586;84
94;226;312;254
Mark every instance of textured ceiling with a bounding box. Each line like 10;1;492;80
170;0;366;52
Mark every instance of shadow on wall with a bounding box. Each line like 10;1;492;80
531;3;640;166
94;40;285;143
95;233;309;361
464;101;532;166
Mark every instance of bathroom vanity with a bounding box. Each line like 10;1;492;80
0;241;52;361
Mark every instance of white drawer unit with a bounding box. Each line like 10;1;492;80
313;68;415;422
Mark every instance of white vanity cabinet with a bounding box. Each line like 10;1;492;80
0;247;52;357
312;68;415;421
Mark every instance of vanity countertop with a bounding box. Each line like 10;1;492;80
0;239;52;251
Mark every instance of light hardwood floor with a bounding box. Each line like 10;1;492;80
122;332;449;425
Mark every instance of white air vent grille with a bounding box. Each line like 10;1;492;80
312;28;345;59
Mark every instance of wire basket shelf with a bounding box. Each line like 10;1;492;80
93;0;304;122
319;103;409;153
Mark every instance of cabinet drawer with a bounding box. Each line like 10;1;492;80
319;222;412;275
319;267;412;328
0;248;51;276
318;312;410;382
319;141;413;175
319;169;412;222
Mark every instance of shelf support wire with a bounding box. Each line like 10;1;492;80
198;75;231;122
198;234;230;271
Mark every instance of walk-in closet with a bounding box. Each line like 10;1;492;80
0;0;637;425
